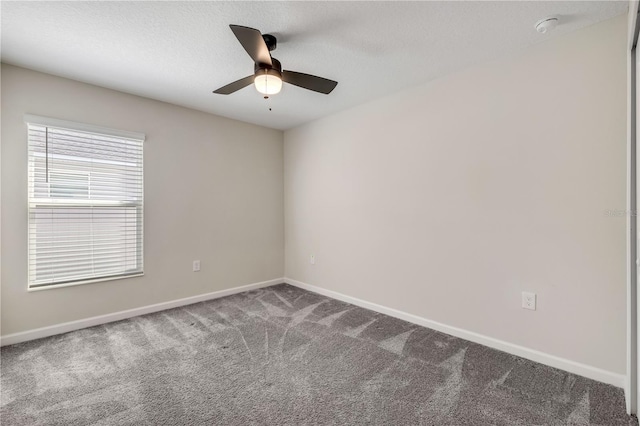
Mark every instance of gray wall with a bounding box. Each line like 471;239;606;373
1;64;284;335
284;16;627;374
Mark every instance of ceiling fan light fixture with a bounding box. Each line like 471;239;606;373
254;69;282;95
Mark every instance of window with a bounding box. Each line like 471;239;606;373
26;115;145;289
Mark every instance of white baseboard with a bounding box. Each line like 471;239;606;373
2;275;626;390
284;277;626;389
0;278;284;347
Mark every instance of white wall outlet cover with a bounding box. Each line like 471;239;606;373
522;291;536;310
193;260;201;272
310;254;316;265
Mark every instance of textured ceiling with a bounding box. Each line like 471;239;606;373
1;1;628;130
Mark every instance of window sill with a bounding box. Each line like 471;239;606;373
27;272;144;292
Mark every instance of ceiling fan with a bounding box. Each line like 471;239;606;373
213;25;338;98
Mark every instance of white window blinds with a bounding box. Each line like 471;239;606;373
26;115;145;289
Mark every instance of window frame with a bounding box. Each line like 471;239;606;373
24;114;146;292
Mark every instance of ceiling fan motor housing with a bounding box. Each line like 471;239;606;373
255;57;282;78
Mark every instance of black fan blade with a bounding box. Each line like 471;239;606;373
282;71;338;94
213;75;254;95
229;25;272;67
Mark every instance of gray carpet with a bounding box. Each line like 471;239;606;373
1;284;636;425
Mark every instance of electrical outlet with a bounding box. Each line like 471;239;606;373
310;254;316;265
522;292;536;310
193;260;200;272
